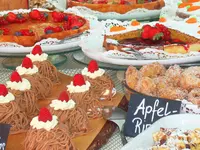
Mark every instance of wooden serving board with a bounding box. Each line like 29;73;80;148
7;73;124;150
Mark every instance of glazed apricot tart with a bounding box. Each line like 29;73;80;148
103;18;200;54
68;0;165;14
0;10;89;47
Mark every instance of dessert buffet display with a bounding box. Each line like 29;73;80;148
0;45;122;150
81;18;200;66
68;0;165;20
125;62;200;114
0;8;90;54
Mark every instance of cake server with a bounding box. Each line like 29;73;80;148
102;106;128;145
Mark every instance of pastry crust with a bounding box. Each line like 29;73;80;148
0;12;89;47
69;0;165;14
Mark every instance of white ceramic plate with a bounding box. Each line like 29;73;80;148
121;114;200;150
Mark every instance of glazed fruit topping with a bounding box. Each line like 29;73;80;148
0;84;8;97
29;9;48;21
44;26;64;34
5;12;17;23
32;45;43;55
0;17;9;25
52;11;65;22
73;74;86;86
0;28;9;35
58;91;69;102
88;60;99;73
63;16;84;30
15;13;27;23
15;29;35;36
10;71;22;82
22;57;33;69
38;108;53;122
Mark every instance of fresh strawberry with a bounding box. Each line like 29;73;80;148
20;29;34;36
0;28;9;35
0;84;8;96
32;45;43;55
73;74;86;86
88;60;99;73
15;14;27;23
58;91;69;102
148;27;163;41
29;10;41;20
22;57;33;69
5;12;17;23
10;71;22;82
0;17;8;25
52;11;64;22
54;26;63;32
142;25;152;32
38;108;52;122
141;31;149;39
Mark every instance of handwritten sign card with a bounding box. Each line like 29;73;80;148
123;93;181;137
0;124;11;150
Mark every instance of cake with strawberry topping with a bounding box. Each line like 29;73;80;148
0;9;89;46
6;71;39;121
69;0;165;14
82;60;114;101
49;90;89;137
24;108;76;150
16;57;53;99
66;74;102;118
0;84;29;134
26;45;60;83
176;0;200;19
103;19;200;54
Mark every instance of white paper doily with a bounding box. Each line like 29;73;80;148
0;8;97;55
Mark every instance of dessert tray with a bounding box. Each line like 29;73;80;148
81;19;200;66
0;8;97;55
121;114;200;150
67;0;167;20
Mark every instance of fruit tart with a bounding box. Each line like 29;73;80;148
69;0;165;14
49;90;89;137
6;71;39;121
81;60;115;101
0;9;89;46
26;45;60;84
104;19;200;54
16;57;53;99
0;84;29;134
66;74;102;118
24;108;76;150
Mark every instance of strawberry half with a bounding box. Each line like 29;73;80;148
32;45;43;55
73;74;86;86
38;108;52;122
88;60;99;73
0;84;8;97
58;91;69;102
21;57;33;69
10;71;22;82
6;12;17;23
29;10;41;20
52;11;64;22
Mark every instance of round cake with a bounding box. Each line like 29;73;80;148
68;0;165;14
0;9;89;46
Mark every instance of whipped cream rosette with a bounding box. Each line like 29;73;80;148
0;84;29;134
6;71;39;121
82;60;115;101
49;90;89;137
26;45;60;84
67;74;102;118
16;56;53;99
24;108;76;150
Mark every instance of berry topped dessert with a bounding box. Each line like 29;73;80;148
49;90;89;137
24;108;76;150
69;0;165;14
82;60;115;101
0;9;89;46
104;19;200;54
